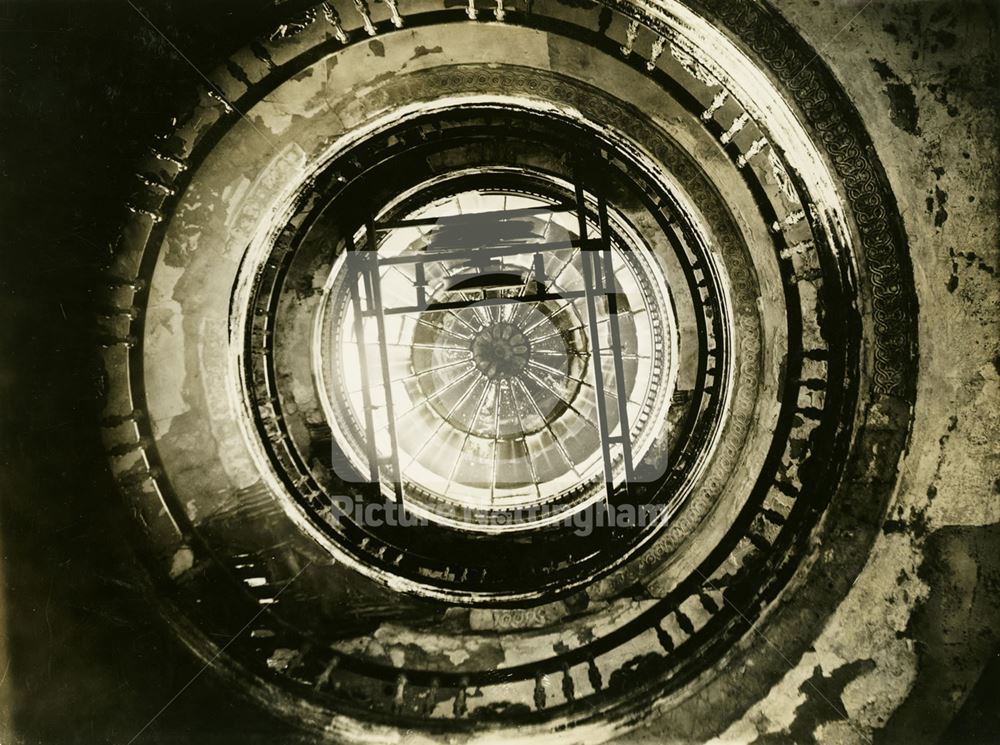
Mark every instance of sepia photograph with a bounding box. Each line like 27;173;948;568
1;0;997;742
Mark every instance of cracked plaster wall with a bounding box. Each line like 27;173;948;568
621;2;999;743
0;1;996;743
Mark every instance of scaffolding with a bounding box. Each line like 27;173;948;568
344;178;636;508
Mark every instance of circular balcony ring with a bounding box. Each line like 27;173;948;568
98;1;916;741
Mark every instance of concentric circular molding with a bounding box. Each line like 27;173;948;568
241;99;758;602
98;0;917;741
314;175;679;528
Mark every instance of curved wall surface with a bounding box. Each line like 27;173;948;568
0;1;996;744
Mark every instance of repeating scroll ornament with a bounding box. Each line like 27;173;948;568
697;0;916;398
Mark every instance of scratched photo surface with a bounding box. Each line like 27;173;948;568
1;1;997;744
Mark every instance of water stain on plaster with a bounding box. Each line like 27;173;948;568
877;523;1000;743
411;45;443;59
750;660;877;745
870;58;920;135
